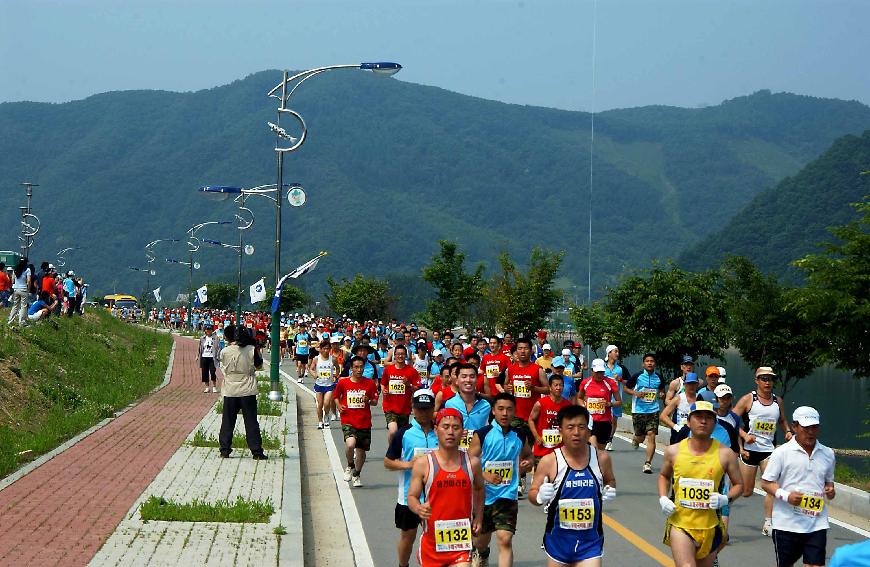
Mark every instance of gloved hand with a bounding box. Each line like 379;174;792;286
659;496;676;517
672;424;683;433
709;493;730;510
602;485;616;501
536;477;556;505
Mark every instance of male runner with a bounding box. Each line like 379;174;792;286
661;372;700;444
624;353;665;473
602;344;625;451
294;323;313;383
666;355;696;405
697;366;721;403
381;344;422;445
658;401;743;567
468;393;533;567
480;337;510;395
577;359;621;450
385;389;439;567
528;374;573;467
733;366;793;536
762;406;835;567
334;356;380;487
445;363;493;450
407;408;485;567
530;405;616;567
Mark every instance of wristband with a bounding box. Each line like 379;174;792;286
672;424;682;433
775;488;790;502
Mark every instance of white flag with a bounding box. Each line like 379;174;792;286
153;287;162;303
271;252;325;312
249;278;267;303
176;293;189;303
196;285;208;305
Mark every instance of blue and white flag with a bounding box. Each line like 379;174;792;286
153;287;162;303
195;285;208;306
250;278;267;303
270;252;325;312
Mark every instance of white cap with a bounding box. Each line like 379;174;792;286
543;343;552;351
717;366;726;377
792;406;820;427
591;358;607;373
561;348;572;356
605;344;618;356
432;349;443;357
329;336;341;343
459;334;468;340
713;384;733;397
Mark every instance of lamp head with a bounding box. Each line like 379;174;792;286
199;186;242;202
360;62;402;76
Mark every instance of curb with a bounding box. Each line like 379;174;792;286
0;338;177;493
278;371;304;567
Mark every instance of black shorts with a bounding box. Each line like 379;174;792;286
394;503;421;531
590;420;612;442
294;353;309;364
773;529;826;567
740;449;772;467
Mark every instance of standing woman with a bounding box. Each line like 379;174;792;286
7;259;31;327
218;325;267;460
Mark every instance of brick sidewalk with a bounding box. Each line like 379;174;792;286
0;335;218;567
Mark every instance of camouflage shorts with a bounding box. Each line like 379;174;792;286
342;424;372;451
482;498;519;534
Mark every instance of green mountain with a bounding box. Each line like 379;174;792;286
2;72;870;304
679;130;870;279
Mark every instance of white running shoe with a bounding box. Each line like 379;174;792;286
317;422;324;430
211;386;218;393
323;421;331;429
343;466;353;482
352;475;362;488
203;387;210;393
643;462;653;474
605;441;614;451
762;518;772;537
297;377;303;384
331;414;338;422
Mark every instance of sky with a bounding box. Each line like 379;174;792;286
1;0;868;111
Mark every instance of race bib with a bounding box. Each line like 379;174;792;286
298;340;308;348
641;389;657;403
346;390;366;409
419;370;429;380
676;410;689;428
486;364;500;378
752;417;777;438
513;381;531;398
459;429;475;449
587;397;607;415
433;518;472;552
413;447;436;458
484;460;513;485
389;379;406;395
541;428;562;448
677;477;714;509
318;370;331;379
794;491;825;517
558;498;595;530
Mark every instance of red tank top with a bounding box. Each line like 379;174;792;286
508;363;539;420
419;452;474;566
533;396;572;456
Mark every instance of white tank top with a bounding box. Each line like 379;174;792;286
675;392;691;428
314;355;336;387
745;391;780;452
413;356;431;387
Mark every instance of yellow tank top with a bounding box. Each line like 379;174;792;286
670;438;724;529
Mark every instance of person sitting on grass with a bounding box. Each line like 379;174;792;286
27;291;58;324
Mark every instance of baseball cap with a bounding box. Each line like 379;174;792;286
542;343;552;351
705;365;720;377
683;372;699;384
714;384;733;397
689;400;718;415
459;334;468;340
792;406;820;427
591;358;607;372
417;339;426;344
552;361;566;369
755;366;777;378
681;355;694;364
561;348;572;356
717;366;727;377
67;270;75;276
413;389;436;409
432;349;443;357
435;407;464;426
605;344;618;356
329;336;341;343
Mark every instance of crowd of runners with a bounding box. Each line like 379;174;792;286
1;258;88;326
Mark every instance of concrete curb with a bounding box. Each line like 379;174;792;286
0;338;177;493
278;371;304;567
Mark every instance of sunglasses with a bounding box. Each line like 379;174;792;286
757;376;777;383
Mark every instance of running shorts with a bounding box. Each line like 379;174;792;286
664;522;724;561
384;412;410;428
294;353;310;364
740;449;772;467
314;383;336;394
394;503;421;531
341;425;372;451
632;412;660;436
482;498;518;534
773;529;826;567
590;421;612;443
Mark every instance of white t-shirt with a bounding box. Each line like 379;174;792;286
762;438;835;533
12;268;30;291
202;337;215;358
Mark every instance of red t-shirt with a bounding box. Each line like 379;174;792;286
0;272;10;292
507;363;541;421
533;395;573;457
380;364;420;415
501;343;514;356
480;353;510;382
579;377;618;422
334;377;379;429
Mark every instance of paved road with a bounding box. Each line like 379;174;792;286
278;361;867;567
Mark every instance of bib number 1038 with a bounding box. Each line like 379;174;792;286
433;518;472;552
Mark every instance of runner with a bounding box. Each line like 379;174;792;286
603;345;625;451
624;353;665;474
697;366;721;402
407;408;485;567
309;339;339;429
445;363;493;451
433;365;457;411
529;405;616;567
761;406;836;567
577;359;621;450
528;374;573;468
661;372;700;444
381;344;422;445
480;337;510;395
294;323;313;383
334;356;381;487
733;366;793;536
384;389;439;567
658;401;744;567
666;355;696;405
503;337;548;496
468;393;533;567
549;362;576;404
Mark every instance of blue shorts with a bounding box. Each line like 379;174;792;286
544;531;603;564
314;383;336;394
611;393;622;418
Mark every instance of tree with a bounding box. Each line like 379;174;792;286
721;256;825;397
202;282;239;310
792;196;870;376
568;302;609;358
604;262;728;378
420;241;485;331
325;274;392;322
491;248;564;338
257;284;308;314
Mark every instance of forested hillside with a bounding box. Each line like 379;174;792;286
2;71;869;301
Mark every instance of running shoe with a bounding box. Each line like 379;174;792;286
762;518;772;537
211;386;218;393
631;438;640;450
344;466;353;481
203;387;210;393
352;475;362;488
605;441;614;451
643;462;652;474
323;421;331;429
317;422;324;430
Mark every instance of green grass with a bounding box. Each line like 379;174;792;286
0;310;172;478
188;427;281;450
215;396;283;417
835;462;870;491
273;524;287;535
140;495;274;523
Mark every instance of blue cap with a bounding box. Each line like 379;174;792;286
681;355;695;364
684;372;699;384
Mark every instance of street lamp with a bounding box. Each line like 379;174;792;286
262;61;401;401
17;182;40;259
182;220;232;329
129;266;157;309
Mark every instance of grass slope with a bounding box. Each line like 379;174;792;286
0;310;172;478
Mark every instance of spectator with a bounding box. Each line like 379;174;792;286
7;258;31;327
0;263;10;307
27;291;58;323
218;325;267;460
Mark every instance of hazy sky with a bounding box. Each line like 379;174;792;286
2;0;868;111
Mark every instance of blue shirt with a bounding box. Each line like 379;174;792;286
28;299;47;316
294;333;311;355
829;540;870;567
385;418;438;505
627;370;663;415
62;277;75;296
476;422;526;504
444;394;492;432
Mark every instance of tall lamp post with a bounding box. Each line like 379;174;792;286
262;61;401;401
18;182;40;259
182;220;232;329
